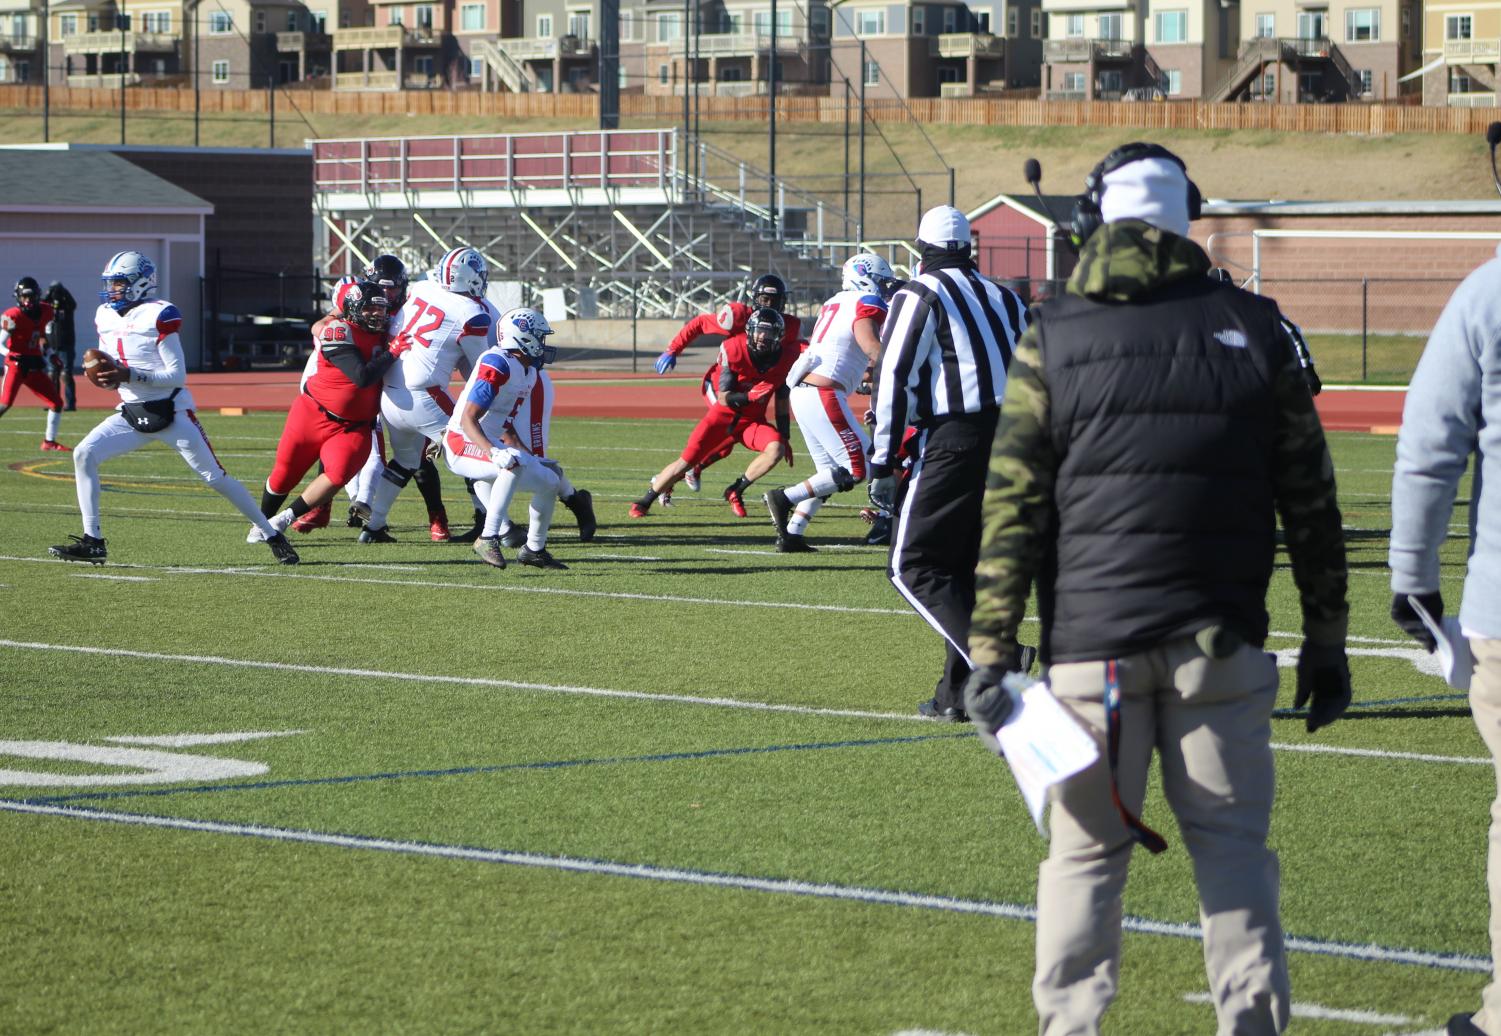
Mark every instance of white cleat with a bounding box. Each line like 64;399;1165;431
683;465;702;492
249;508;295;543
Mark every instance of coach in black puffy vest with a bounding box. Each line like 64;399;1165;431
964;144;1352;1034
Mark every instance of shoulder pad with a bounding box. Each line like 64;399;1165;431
0;313;13;331
319;321;352;346
716;304;737;332
859;293;888;311
156;303;183;334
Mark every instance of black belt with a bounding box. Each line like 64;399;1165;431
304;386;374;431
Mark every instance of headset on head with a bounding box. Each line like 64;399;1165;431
1068;142;1203;251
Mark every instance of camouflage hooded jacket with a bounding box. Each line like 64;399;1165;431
967;220;1349;668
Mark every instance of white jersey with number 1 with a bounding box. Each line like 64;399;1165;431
393;280;491;392
800;288;888;393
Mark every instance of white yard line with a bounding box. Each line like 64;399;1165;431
0;639;1487;765
1182;993;1414;1026
0;799;1487;976
70;574;156;583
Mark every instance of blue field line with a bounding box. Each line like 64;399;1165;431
1273;691;1470;719
23;731;973;807
0;796;1490;976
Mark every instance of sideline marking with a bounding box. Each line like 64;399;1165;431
0;798;1488;975
103;731;306;748
71;574;156;583
1182;992;1413;1027
0;640;1488;765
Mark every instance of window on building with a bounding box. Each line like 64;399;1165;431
469;56;483;76
721;64;744;80
1356;67;1372;92
254;10;266;32
1345;8;1378;41
1254;13;1273;37
86;13;99;31
812;7;828;35
942;6;957;32
655;12;677;40
1446;14;1472;40
311;10;326;31
460;3;483;29
1260;70;1275;96
937;65;960;82
1401;5;1410;37
658;63;668;83
619;9;636;40
415;5;433;29
414;54;433;75
912;6;926;34
389;9;403;26
212;59;229;82
753;10;793;35
1065;14;1083;37
1098;12;1121;39
1099;68;1122;93
0;58;10;81
286;10;298;30
1154;9;1186;42
1006;8;1017;35
618;65;627;87
14;58;27;81
142;11;171;32
862;57;879;84
567;11;589;38
59;13;76;34
974;8;990;31
1030;9;1041;37
1061;70;1085;91
1159;67;1181;93
855;8;884;34
209;11;232;33
1450;67;1474;92
538;13;553;36
1296;9;1327;39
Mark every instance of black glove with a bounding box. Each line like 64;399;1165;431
724;390;750;409
1391;592;1443;653
962;661;1027;755
1295;641;1351;733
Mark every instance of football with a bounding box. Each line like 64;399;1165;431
82;348;118;388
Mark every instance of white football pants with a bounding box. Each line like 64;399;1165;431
444;436;560;550
366;385;452;529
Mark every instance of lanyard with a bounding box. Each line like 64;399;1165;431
1104;659;1168;855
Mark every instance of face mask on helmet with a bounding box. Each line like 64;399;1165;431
342;281;391;333
437;247;488;298
842;253;898;299
746;307;785;369
749;274;788;313
365;254;409;309
14;277;41;317
98;251;157;312
499;308;555;363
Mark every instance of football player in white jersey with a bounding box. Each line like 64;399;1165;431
443;308;568;570
358;248;492;543
48;251;298;565
762;252;897;552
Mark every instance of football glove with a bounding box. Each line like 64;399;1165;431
1294;641;1352;733
489;446;520;472
868;474;896;512
962;665;1030;756
654;351;677;375
1391;591;1443;653
724;390;750;409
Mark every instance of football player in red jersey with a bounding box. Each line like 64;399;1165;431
654;274;801;495
249;280;408;542
631;307;799;518
0;276;69;451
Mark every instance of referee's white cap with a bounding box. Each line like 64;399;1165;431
917;205;971;250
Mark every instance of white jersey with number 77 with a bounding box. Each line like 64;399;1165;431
799;288;888;393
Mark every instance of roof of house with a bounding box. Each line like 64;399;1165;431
967;192;1076;229
0;149;213;213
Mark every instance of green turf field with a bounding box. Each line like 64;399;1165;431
0;413;1486;1035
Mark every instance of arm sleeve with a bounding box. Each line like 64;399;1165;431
1271;351;1349;644
323;342;395;388
869;289;932;475
968;327;1056;669
1390;262;1493;596
0;315;11;358
775;386;791;439
667;313;718;356
130;333;189;389
717;346;738;397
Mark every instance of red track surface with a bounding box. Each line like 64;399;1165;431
64;373;1406;430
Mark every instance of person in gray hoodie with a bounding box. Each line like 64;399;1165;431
1390;246;1501;1036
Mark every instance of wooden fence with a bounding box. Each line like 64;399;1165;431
3;84;1497;135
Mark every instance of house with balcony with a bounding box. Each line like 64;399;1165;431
332;0;458;89
466;0;602;92
635;0;828;98
0;0;42;83
1421;2;1501;106
1211;0;1416;101
1041;0;1236;99
49;0;183;85
192;0;329;86
831;0;1041;100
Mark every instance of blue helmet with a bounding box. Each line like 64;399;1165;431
99;251;157;311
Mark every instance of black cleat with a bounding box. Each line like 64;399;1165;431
518;546;568;570
266;533;300;565
763;488;792;545
777;533;817;553
499;525;527;549
865;514;892;546
472;536;507;569
347;502;371;528
563;488;597;543
918;697;969;723
49;534;107;565
358;525;397;544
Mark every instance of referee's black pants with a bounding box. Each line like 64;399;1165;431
886;409;999;711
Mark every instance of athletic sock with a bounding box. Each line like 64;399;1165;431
726;476;751;496
786;497;823;536
290;497;313;519
635;483;662;508
44;409;61;441
784;470;839;505
414;455;446;517
260;485;289;517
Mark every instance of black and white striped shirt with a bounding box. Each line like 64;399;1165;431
870;265;1028;470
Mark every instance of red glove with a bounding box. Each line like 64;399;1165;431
388;332;413;358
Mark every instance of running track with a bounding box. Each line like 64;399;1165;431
62;372;1406;432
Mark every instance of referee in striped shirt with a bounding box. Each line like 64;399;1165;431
869;205;1029;720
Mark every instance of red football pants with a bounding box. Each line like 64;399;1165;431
267;394;374;495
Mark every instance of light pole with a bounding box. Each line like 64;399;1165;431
118;2;127;144
767;0;776;234
41;0;49;141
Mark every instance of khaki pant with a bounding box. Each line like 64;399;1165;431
1469;639;1501;1036
1035;637;1289;1036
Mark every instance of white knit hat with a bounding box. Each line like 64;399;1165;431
1099;157;1192;237
917;205;971;249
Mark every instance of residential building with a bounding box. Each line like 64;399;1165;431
640;0;830;99
199;0;332;86
1041;0;1236;99
0;0;41;84
462;0;605;93
832;0;1043;100
1421;1;1500;106
50;0;184;86
331;0;456;89
1212;0;1418;101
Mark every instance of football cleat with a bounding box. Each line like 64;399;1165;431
778;533;817;554
499;524;526;549
518;546;568;570
683;465;702;492
48;534;106;564
40;440;71;452
629;501;651;519
429;509;450;542
265;533;300;565
563;489;597;543
347;501;371;528
723;484;747;518
660;489;673;508
291;502;331;534
763;489;792;540
865;514;892;546
358;525;397;544
472;535;507;569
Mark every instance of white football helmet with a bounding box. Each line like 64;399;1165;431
842;252;897;298
99;251;157;310
434;247;488;298
498;308;555;362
